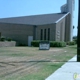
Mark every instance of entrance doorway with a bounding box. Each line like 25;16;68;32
28;36;33;46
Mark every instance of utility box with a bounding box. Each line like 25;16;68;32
39;41;50;50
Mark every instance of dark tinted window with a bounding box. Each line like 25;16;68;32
44;29;46;40
40;29;43;40
48;28;50;40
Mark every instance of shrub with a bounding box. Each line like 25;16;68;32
31;40;40;47
6;38;12;41
67;41;76;45
31;40;66;47
58;42;66;47
0;37;5;41
73;36;77;39
73;39;77;44
50;41;66;47
18;43;27;46
73;36;77;44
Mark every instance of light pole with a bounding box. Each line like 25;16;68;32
77;0;80;62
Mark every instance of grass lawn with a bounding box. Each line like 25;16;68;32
0;45;77;80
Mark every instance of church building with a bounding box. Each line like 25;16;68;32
0;0;75;46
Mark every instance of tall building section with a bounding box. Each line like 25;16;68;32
61;0;75;41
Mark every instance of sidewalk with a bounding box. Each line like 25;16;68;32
45;55;80;80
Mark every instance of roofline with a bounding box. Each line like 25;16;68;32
55;12;70;23
0;13;64;20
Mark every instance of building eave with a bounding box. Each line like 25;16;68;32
55;12;70;23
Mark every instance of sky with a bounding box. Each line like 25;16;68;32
0;0;78;36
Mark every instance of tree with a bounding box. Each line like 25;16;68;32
73;25;75;29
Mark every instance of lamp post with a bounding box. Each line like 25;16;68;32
77;0;80;62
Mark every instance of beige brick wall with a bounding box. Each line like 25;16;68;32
0;23;33;45
55;17;66;41
65;14;71;42
0;41;16;47
0;14;71;45
36;24;56;41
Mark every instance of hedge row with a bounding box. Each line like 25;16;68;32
67;41;76;45
31;40;66;47
0;37;12;41
31;40;40;47
50;41;66;47
73;39;77;44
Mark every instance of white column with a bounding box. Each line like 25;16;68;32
67;0;75;41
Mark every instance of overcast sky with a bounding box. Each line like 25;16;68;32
0;0;78;36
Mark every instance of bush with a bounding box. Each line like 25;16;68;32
73;39;77;44
50;41;66;47
67;41;76;45
31;40;40;47
73;36;77;39
73;36;77;44
18;43;27;46
0;37;5;41
0;37;13;42
31;40;66;47
6;38;12;41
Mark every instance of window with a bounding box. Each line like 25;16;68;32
48;28;50;40
44;29;46;40
40;29;43;40
60;22;63;40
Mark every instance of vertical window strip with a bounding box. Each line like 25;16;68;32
44;29;46;40
40;29;43;40
48;28;50;40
